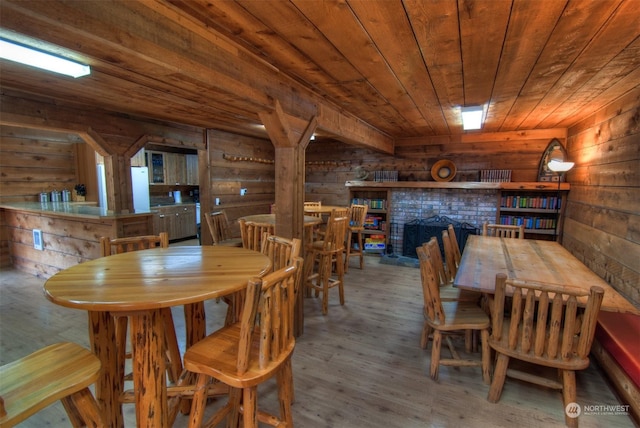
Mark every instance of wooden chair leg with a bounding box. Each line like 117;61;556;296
62;388;105;427
345;232;352;273
242;387;258;428
488;353;509;402
480;329;491;385
430;330;442;381
357;231;364;269
276;364;294;426
562;370;578;428
337;251;345;306
420;322;432;349
188;374;209;428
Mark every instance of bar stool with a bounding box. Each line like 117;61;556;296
304;213;349;315
345;204;368;272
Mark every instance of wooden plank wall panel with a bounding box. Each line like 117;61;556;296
0;131;78;203
305;131;569;203
204;129;275;242
565;87;640;308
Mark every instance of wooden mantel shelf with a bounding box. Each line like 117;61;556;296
345;181;570;191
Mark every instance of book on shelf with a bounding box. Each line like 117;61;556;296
501;195;561;210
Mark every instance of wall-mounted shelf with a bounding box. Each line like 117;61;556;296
345;181;570;191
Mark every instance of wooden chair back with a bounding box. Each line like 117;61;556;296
0;342;104;427
239;219;274;251
416;246;445;324
261;233;302;272
238;258;303;374
482;223;525;239
304;201;322;218
423;238;448;286
447;224;462;267
318;214;348;252
348;204;368;230
100;232;168;256
491;274;604;367
441;230;457;282
205;210;235;244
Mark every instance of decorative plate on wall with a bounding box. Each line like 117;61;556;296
431;159;457;182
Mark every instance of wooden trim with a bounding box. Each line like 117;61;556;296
591;339;640;424
345;181;570;191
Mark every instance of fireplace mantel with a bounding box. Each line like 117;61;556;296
345;181;570;191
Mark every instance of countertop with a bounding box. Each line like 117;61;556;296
0;202;155;219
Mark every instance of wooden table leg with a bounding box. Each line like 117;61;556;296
130;309;167;427
88;311;123;428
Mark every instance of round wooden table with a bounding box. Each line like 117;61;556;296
44;246;271;428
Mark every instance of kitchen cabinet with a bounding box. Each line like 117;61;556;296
164;153;187;185
146;151;193;185
153;204;197;240
147;151;166;184
185;154;199;185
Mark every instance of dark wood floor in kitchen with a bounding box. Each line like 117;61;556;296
0;241;635;428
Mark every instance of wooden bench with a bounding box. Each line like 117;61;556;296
591;311;640;424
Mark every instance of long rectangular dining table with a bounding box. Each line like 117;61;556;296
44;246;272;427
454;235;639;315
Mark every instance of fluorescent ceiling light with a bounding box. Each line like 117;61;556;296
547;160;574;172
461;106;485;130
0;38;90;78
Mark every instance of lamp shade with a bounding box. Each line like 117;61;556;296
547;160;574;172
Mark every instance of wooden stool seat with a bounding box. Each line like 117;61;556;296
0;342;104;427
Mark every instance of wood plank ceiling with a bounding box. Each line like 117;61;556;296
0;0;638;148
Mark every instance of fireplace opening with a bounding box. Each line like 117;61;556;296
402;216;478;259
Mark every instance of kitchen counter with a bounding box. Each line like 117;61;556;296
0;202;156;277
0;202;155;219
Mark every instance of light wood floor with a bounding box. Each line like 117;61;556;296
0;243;635;427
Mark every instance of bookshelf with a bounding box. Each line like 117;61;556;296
349;188;391;254
497;190;568;241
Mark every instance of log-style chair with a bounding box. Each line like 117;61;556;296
344;203;368;272
183;258;303;428
205;210;242;247
482;222;525;239
100;233;183;401
487;274;604;428
421;238;480;351
238;218;274;251
0;342;105;427
304;213;349;315
303;200;322;217
416;246;491;384
225;233;302;326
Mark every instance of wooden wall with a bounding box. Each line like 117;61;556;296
0;127;86;204
564;87;640;308
203;130;275;242
305;129;568;205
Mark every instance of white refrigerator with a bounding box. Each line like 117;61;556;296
131;167;150;212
